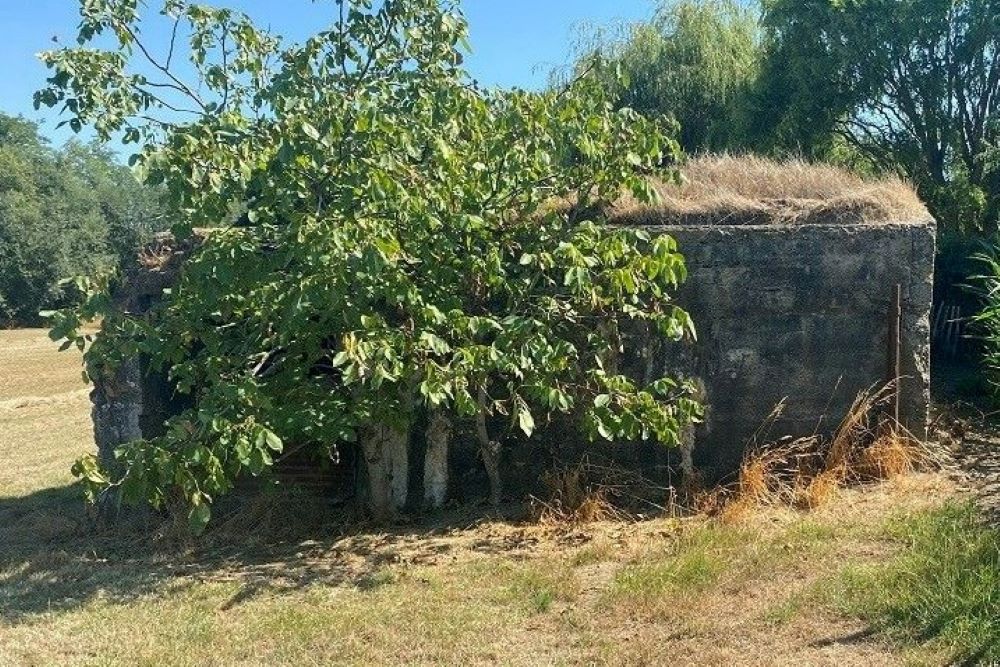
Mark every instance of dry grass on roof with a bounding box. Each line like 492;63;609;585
610;154;929;227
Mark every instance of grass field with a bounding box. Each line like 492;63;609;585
0;329;991;665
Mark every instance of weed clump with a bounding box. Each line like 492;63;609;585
529;459;675;525
715;385;940;514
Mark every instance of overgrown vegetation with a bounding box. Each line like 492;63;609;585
0;113;165;326
579;0;1000;239
39;0;701;530
609;154;927;227
967;245;1000;394
5;0;1000;662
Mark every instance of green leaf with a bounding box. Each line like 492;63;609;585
517;405;535;437
188;502;211;536
434;136;453;160
301;122;320;140
597;421;613;440
264;430;283;452
235;436;252;465
420;332;451;355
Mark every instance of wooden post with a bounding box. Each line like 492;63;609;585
887;284;902;425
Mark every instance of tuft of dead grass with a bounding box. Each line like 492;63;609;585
716;384;941;514
531;464;630;525
529;457;699;526
610;154;929;227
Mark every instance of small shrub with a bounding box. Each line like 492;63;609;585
969;244;1000;398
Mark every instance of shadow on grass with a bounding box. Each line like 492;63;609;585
0;483;540;624
826;501;1000;663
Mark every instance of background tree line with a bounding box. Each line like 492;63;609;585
0;112;167;326
576;0;1000;253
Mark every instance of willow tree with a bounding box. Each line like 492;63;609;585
570;0;762;153
41;0;699;531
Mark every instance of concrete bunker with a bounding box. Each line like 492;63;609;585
91;156;936;505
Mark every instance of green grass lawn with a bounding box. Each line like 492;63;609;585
826;503;1000;663
1;329;995;665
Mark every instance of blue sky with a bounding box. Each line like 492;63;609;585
0;1;657;145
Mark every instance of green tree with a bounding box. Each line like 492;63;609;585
0;113;167;326
757;0;1000;234
0;115;109;325
38;0;697;529
41;0;701;530
61;140;169;266
572;0;762;153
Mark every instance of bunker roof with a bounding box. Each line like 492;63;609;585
610;155;930;227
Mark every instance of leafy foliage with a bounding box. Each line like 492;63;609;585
967;241;1000;393
756;0;1000;234
41;0;700;529
571;0;761;153
0;113;164;326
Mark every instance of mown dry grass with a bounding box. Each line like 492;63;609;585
0;329;963;666
0;329;92;496
0;328;90;403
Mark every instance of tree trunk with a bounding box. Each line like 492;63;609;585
89;357;145;526
360;422;410;520
680;378;707;478
597;320;621;376
91;356;143;476
476;384;502;506
423;411;451;509
480;438;502;507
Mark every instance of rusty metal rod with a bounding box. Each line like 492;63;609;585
887;284;902;425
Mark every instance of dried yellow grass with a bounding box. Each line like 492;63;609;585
800;469;842;510
611;154;929;226
725;383;938;514
532;465;631;525
857;432;921;480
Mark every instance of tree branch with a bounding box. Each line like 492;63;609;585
119;20;208;113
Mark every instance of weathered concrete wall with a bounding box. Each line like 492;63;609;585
92;221;936;492
647;220;936;478
91;234;199;469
